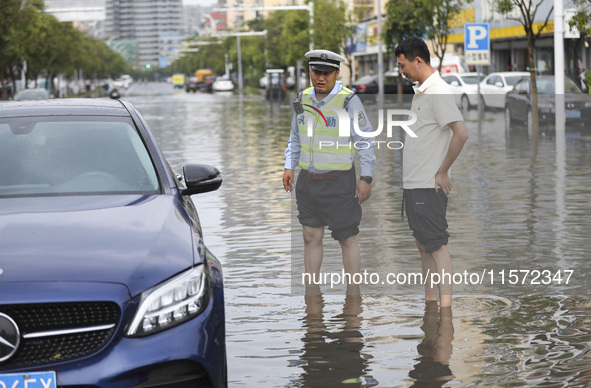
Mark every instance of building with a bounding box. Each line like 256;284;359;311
44;0;106;38
350;0;590;84
226;0;307;30
445;0;587;80
104;0;184;68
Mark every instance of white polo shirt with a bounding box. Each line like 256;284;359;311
403;71;464;189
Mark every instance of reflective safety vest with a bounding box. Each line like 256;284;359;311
297;86;355;171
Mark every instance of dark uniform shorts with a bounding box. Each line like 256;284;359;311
295;167;361;241
403;188;449;253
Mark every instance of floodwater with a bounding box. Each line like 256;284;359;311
125;83;591;387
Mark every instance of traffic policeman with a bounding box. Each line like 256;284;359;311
282;49;376;292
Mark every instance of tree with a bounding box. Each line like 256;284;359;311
383;0;430;102
495;0;553;135
423;0;471;74
340;11;363;88
566;0;591;36
0;0;42;99
227;35;266;86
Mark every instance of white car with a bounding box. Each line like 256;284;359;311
479;71;530;109
212;77;234;92
442;72;484;111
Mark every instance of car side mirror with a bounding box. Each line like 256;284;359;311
451;81;460;86
181;164;222;195
495;82;504;88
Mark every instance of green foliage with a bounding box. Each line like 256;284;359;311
169;0;351;86
425;0;473;72
170;37;228;75
585;70;591;94
264;10;309;68
263;0;350;68
383;0;430;56
0;0;131;99
567;0;591;36
313;1;347;55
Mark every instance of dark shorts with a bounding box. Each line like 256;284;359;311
295;167;361;241
403;188;449;253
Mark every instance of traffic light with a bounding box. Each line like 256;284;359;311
145;64;151;69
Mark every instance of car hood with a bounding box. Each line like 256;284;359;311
0;195;198;297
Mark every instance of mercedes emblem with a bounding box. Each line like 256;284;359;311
0;313;20;362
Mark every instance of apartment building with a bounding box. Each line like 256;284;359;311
105;0;184;68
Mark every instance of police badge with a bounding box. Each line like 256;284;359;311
358;111;367;127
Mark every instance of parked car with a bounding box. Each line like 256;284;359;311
185;77;199;93
504;75;591;130
479;71;530;109
265;69;286;100
212;77;234;92
442;72;484;111
13;88;50;101
0;98;226;388
352;72;415;95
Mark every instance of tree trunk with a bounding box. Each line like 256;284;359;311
527;32;540;143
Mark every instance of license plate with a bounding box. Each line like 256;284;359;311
566;110;581;118
0;371;56;388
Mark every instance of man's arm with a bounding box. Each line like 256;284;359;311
283;113;300;192
348;96;376;204
435;120;468;195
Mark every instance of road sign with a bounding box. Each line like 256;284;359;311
464;23;491;66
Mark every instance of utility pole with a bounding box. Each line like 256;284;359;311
553;0;565;131
216;31;268;90
377;0;384;106
216;4;314;50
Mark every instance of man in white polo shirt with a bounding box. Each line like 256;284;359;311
395;37;469;307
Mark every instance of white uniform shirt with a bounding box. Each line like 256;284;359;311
284;82;376;177
403;71;464;189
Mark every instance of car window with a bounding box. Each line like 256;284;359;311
505;76;524;86
0;117;160;197
460;75;480;84
514;80;530;93
565;78;582;93
442;76;459;84
536;79;554;94
354;75;375;85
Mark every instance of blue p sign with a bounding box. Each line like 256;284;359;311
464;23;490;51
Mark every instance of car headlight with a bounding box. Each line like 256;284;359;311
584;101;591;108
126;265;210;337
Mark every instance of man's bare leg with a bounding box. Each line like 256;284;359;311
303;225;324;287
417;240;453;305
339;235;361;279
417;240;438;302
431;245;453;307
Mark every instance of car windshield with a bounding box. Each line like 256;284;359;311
505;76;525;86
460;75;480;84
536;78;582;94
354;75;375;85
0;117;160;197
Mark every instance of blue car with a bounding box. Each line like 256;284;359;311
0;99;226;387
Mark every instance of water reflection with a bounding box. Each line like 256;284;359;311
297;291;376;388
408;303;454;387
125;88;591;387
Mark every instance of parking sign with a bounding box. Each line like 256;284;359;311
464;23;491;66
